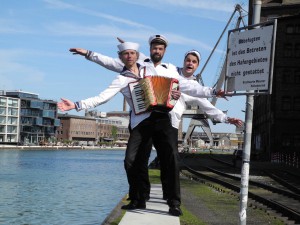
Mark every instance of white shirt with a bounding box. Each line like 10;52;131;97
82;51;221;129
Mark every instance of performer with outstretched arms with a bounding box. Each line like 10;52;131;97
69;36;243;201
58;40;230;216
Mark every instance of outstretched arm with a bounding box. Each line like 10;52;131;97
57;98;76;112
226;117;244;127
69;47;124;73
69;48;88;56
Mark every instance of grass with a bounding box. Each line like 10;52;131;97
110;169;285;225
180;174;285;225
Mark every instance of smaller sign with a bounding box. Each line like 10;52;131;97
225;21;276;94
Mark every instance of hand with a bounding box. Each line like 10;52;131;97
117;37;125;43
171;90;181;100
57;98;76;112
215;90;232;101
227;117;244;127
69;48;88;56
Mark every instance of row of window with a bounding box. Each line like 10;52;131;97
0;125;18;133
70;131;95;136
0;134;18;142
97;119;122;125
280;70;300;84
281;96;300;111
0;116;18;125
0;98;19;107
286;24;300;34
21;126;54;133
283;43;300;58
0;107;19;116
281;134;300;147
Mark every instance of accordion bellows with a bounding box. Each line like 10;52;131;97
129;76;179;115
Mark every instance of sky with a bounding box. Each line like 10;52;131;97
0;0;249;133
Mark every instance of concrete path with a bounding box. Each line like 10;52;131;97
118;184;180;225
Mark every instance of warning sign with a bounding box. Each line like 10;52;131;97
225;22;276;93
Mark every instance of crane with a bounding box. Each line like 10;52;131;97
182;4;247;152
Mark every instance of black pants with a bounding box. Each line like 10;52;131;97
124;111;180;207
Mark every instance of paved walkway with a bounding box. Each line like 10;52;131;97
118;184;180;225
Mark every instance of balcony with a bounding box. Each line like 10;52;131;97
30;101;43;109
34;117;43;126
42;110;55;118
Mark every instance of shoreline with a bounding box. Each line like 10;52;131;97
0;145;127;150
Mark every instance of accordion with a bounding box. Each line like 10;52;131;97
129;76;179;115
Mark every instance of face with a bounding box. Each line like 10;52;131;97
150;43;166;64
119;50;138;67
183;54;199;77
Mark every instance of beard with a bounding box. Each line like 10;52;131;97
150;53;163;63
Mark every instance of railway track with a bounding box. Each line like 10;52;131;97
180;153;300;224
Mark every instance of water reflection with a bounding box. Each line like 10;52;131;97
0;149;142;225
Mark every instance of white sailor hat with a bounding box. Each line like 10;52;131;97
184;50;201;62
117;42;140;52
148;34;168;46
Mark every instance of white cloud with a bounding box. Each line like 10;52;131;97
0;19;35;34
121;0;236;12
44;22;222;53
43;0;153;29
120;0;248;22
0;51;45;89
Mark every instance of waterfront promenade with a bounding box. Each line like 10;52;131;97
118;184;180;225
0;145;127;150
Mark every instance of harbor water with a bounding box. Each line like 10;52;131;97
0;149;155;225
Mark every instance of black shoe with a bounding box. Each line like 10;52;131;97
121;201;146;210
163;193;168;200
169;206;183;216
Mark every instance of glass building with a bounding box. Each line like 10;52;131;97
0;96;20;144
1;90;60;145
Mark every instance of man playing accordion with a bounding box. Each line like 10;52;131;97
69;34;243;209
59;39;236;216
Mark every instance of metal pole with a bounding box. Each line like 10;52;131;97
239;1;261;225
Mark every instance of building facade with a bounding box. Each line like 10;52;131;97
57;111;130;146
0;96;20;144
248;1;300;166
1;90;60;145
57;114;97;145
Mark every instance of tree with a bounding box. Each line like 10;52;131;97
111;126;118;142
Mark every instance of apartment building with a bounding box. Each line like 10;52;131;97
1;90;60;145
0;96;20;144
248;1;300;164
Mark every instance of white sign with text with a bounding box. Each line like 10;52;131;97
227;25;274;91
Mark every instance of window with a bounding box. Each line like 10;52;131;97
0;98;6;106
295;71;300;84
295;24;300;34
286;24;294;34
294;134;300;147
296;44;300;58
7;134;17;142
8;108;18;116
282;96;291;111
0;125;5;133
0;116;6;124
0;108;5;115
10;99;18;107
8;117;18;125
281;133;291;147
294;97;300;111
7;126;17;133
284;44;293;57
282;70;292;84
